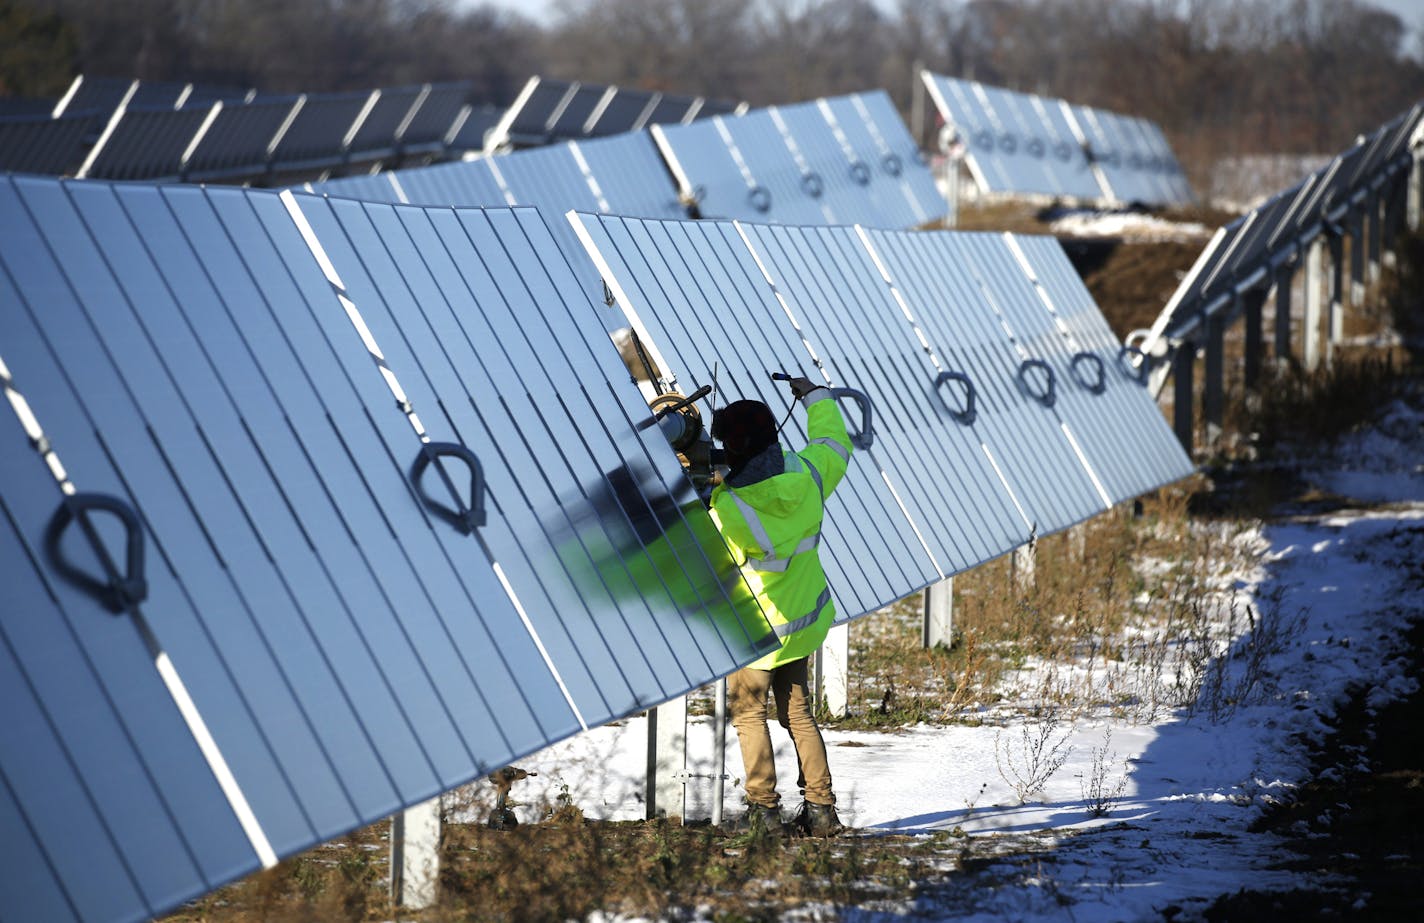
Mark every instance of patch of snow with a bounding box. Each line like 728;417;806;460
1047;209;1211;242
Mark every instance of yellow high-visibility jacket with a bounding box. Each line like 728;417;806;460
709;389;853;670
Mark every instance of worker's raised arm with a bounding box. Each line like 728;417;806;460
787;377;852;497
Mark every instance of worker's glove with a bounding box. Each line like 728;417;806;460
788;376;821;399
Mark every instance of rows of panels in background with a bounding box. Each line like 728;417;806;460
0;175;776;923
1140;102;1424;353
0;77;494;181
570;211;1194;623
652;91;947;227
922;72;1193;207
484;75;743;151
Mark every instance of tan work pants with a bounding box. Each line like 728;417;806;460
727;656;834;808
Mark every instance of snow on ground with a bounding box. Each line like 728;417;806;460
1046;209;1211;242
469;393;1424;921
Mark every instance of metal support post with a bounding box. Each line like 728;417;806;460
1304;237;1325;372
1368;194;1383;286
1349;210;1366;307
922;578;953;649
1243;290;1264;390
1327;232;1345;365
1204;316;1225;445
911;60;926;147
816;623;850;719
1408;154;1421;232
391;797;441;910
1172;341;1197;451
712;678;727;828
1011;541;1036;592
646;696;687;821
1273;260;1294;365
1382;175;1403;263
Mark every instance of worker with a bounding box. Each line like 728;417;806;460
708;375;852;838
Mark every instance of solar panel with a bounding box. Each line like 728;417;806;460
923;72;1192;206
571;132;689;221
446;103;502;153
2;175;774;918
181;97;299;182
769;101;902;227
587;88;657;135
547;83;608;139
484;77;573;149
858;228;1111;534
719;109;836;225
76;104;214;181
268;92;371;173
818;92;944;227
52;75;134;119
0;111;99;175
399;83;473;155
346;86;425;163
645;93;700;125
569;212;947;619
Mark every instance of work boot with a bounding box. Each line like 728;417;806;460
730;804;784;838
792;800;844;837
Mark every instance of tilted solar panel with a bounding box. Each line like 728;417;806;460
859;228;1110;535
719;108;835;225
767;102;878;226
268;92;370;172
1;176;774;920
0;111;98;175
847;91;945;225
182;97;299;182
1007;235;1194;498
571;131;689;221
818;93;943;227
77;104;214;181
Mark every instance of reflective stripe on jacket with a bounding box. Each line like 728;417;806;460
709;389;852;670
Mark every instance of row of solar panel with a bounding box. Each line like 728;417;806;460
1;172;1190;921
1143;102;1424;350
486;75;745;150
309;89;947;285
922;72;1194;206
0;74;741;182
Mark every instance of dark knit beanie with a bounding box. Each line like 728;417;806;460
711;399;777;467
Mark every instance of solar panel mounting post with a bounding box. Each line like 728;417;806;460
1274;258;1295;366
1326;228;1345;367
922;579;953;649
1349;208;1367;307
647;696;688;821
1204;314;1226;447
1304;237;1325;372
1367;193;1383;287
390;797;440;910
1242;289;1266;392
1172;340;1197;451
1408;150;1422;231
814;624;850;719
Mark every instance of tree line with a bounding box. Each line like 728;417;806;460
3;0;1421;185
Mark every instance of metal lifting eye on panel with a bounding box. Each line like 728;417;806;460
1117;344;1152;385
801;172;824;198
44;492;149;614
1053;140;1073;161
881;153;903;176
974;129;996;151
1026;137;1046;158
848;161;872;186
410;442;487;534
1017;358;1057;407
1070;351;1108;394
998;133;1017;155
933;370;978;425
830;387;875;450
748;185;772;212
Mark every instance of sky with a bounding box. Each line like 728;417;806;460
457;360;1424;919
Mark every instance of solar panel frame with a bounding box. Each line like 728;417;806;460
768;102;882;227
398;82;471;154
720;108;835;225
586;88;657;136
848;90;945;226
819;92;943;227
546;83;607;140
572;131;689;220
345;86;424;162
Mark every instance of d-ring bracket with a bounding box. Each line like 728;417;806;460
411;442;487;534
934;371;977;425
828;387;874;450
1018;358;1057;407
45;492;148;613
748;185;772;213
1117;344;1150;385
1070;351;1107;394
801;172;824;198
882;153;903;177
848;161;871;186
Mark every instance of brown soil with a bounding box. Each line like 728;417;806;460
1202;618;1424;921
